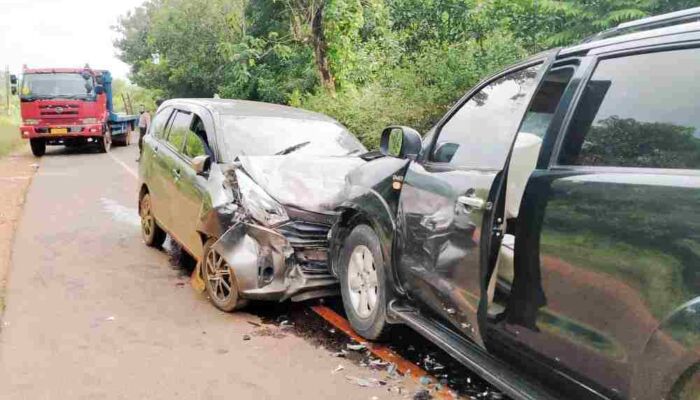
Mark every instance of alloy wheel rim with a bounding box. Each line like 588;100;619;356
206;249;233;303
140;196;154;238
347;245;378;318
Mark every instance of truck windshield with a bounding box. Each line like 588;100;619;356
20;73;95;100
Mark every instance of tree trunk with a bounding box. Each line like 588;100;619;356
311;3;335;95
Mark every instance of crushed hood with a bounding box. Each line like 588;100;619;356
239;155;366;213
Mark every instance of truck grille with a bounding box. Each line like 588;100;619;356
39;104;79;117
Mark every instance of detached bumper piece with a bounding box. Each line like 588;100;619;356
212;220;337;303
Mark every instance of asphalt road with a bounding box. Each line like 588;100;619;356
0;144;404;399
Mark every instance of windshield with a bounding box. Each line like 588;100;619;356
20;73;95;100
219;116;367;160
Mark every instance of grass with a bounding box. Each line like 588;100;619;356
0;119;21;158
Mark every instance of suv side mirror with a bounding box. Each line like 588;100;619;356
10;74;17;95
380;126;422;159
192;155;211;176
94;85;105;95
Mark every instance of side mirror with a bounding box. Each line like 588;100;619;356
10;74;17;95
94;85;105;95
380;126;422;159
192;155;211;176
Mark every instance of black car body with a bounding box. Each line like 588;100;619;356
329;8;700;400
138;99;366;310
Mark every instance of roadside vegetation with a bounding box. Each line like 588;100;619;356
0;118;21;158
113;0;698;148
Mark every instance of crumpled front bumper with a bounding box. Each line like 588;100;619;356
200;220;338;302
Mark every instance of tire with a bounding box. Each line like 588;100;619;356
30;139;46;157
98;126;112;153
139;192;166;248
339;224;390;340
201;238;248;312
670;364;700;400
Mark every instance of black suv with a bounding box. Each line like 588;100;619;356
330;8;700;400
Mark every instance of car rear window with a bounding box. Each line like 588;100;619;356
558;47;700;169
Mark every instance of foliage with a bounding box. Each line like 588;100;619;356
111;78;163;114
0;120;21;159
114;0;700;148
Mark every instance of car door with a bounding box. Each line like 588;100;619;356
170;112;216;260
142;106;175;230
158;109;192;238
492;45;700;399
395;52;558;345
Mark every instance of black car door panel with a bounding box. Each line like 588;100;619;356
396;50;560;346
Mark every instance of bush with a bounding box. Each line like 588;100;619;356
300;32;526;148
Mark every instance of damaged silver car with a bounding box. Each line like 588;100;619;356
138;99;366;311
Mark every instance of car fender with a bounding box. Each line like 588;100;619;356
330;156;412;294
631;296;700;400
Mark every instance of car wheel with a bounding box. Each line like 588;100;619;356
339;224;390;340
30;139;46;157
670;364;700;400
139;192;166;248
202;238;248;312
98;126;112;153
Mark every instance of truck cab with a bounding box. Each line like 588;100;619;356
13;66;137;156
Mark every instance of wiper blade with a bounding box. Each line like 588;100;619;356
275;141;310;155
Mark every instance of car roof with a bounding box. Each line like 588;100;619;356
159;98;338;123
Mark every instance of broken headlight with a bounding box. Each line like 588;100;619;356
235;170;289;226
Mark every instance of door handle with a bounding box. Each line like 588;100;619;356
458;194;490;211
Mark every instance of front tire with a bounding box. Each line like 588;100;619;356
98;126;112;153
202;238;247;312
139;192;166;248
30;139;46;157
339;224;390;340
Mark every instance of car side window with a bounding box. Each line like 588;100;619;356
166;110;192;152
559;48;700;169
430;65;541;169
150;108;173;139
182;116;211;159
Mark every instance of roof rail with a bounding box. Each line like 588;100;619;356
617;6;700;29
582;6;700;43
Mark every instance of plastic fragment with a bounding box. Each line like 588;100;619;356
347;343;367;351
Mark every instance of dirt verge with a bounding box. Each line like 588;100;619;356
0;145;37;316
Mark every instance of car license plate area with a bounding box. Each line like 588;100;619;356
50;128;68;135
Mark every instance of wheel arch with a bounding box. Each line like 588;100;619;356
631;297;700;400
331;195;402;297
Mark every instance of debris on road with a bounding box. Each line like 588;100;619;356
331;350;348;358
332;365;345;374
345;376;386;388
347;343;367;351
413;389;432;400
242;334;251;341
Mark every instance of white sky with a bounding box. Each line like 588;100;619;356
0;0;145;79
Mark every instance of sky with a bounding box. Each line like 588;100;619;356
0;0;145;79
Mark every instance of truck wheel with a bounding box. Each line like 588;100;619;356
202;238;248;312
339;224;390;340
30;139;46;157
98;127;112;153
139;192;166;248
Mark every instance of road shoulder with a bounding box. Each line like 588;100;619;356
0;146;37;317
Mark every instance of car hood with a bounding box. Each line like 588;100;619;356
238;155;366;213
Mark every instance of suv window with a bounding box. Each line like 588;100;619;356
520;66;575;138
559;48;700;169
182;116;210;159
166;111;192;152
150;108;173;139
430;65;541;168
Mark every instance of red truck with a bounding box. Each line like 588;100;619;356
11;66;138;157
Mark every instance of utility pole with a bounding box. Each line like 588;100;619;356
5;65;10;116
